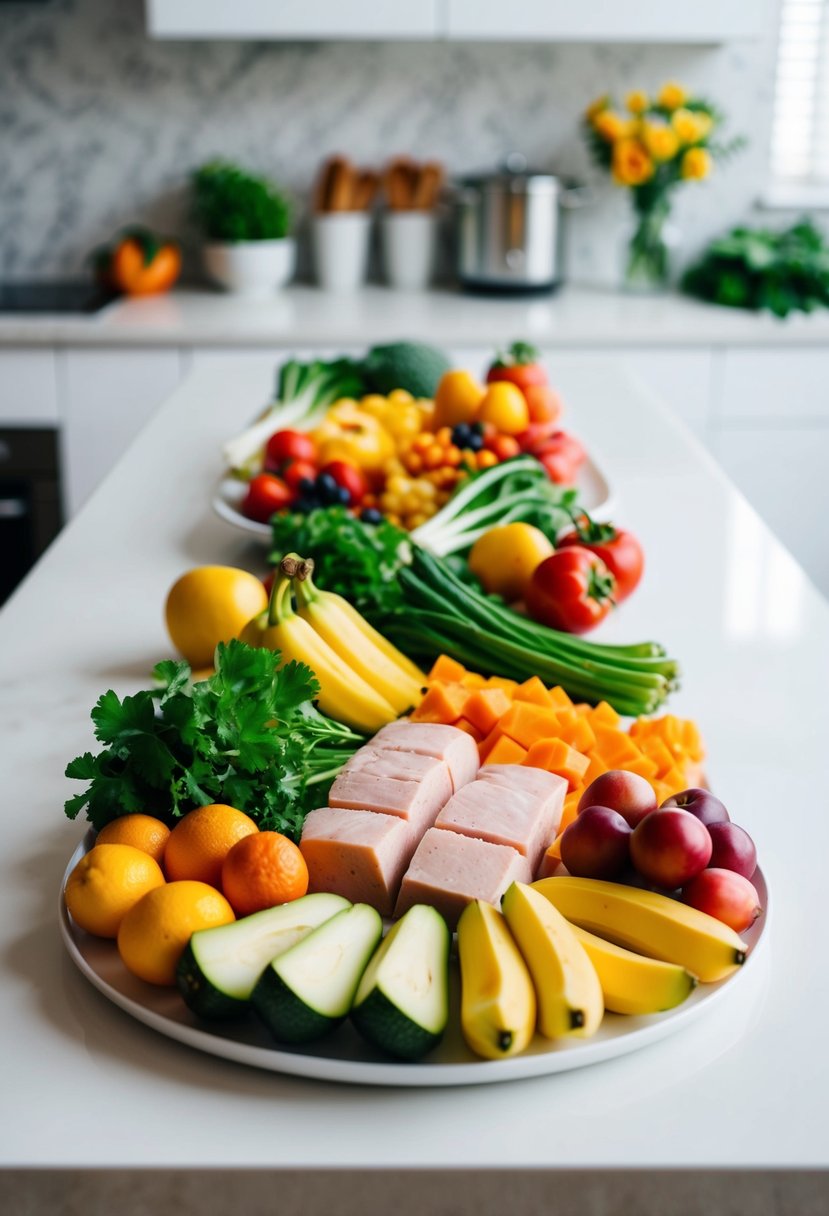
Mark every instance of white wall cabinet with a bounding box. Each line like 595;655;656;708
147;0;772;42
59;349;185;516
0;350;58;426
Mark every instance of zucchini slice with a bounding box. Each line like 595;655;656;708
176;892;350;1020
351;904;450;1061
251;903;383;1044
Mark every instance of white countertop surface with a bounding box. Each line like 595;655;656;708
2;284;829;348
1;358;827;1179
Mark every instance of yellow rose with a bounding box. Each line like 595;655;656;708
695;112;714;140
658;81;687;111
612;139;655;187
592;109;627;142
672;108;705;145
681;147;712;180
585;94;609;121
626;90;649;115
642;121;680;163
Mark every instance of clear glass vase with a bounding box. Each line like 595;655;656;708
622;199;679;294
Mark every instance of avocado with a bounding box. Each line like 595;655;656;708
362;341;451;398
176;893;350;1020
351;904;451;1061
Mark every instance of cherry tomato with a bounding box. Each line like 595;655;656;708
264;429;316;473
535;430;587;485
283;459;319;491
241;473;293;523
485;434;522;461
319;460;368;506
525;546;616;634
486;341;548;394
558;515;644;602
524;384;563;424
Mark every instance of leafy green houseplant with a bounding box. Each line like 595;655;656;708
682;220;829;318
192;160;295;295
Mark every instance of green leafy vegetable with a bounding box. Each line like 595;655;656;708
192;161;291;243
682;220;829;318
270;506;408;614
64;640;364;841
410;456;578;557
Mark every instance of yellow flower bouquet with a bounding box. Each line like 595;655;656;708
584;82;742;290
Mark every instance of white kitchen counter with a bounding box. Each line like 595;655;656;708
2;284;829;348
1;359;827;1213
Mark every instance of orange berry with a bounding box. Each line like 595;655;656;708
443;445;463;467
435;426;453;446
164;804;258;888
221;831;309;916
406;452;424;474
477;450;499;469
424;444;446;470
413;432;434;453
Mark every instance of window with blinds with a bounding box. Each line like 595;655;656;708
770;0;829;193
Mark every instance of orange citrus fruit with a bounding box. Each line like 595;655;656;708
221;831;309;916
432;369;485;429
164;566;268;669
164;803;258;888
96;814;171;864
64;844;166;938
117;881;235;986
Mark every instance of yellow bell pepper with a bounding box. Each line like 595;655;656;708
313;400;395;472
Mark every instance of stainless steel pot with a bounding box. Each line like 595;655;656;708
454;155;590;293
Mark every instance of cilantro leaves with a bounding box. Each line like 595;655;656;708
64;639;364;841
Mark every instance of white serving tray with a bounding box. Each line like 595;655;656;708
60;840;768;1089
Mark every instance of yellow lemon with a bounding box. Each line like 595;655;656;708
117;881;235;986
64;844;166;939
432;370;485;429
164;566;268;668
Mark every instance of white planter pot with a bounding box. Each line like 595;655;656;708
381;211;437;291
202;238;296;296
312;213;372;293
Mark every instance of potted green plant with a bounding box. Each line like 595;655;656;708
192;161;294;296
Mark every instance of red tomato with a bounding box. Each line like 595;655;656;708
525;546;616;634
535;430;587;484
319;460;368;505
283;459;318;491
264;429;316;472
486;341;548;394
558;516;644;602
514;419;560;453
524;384;563;424
485;434;522;461
241;473;293;523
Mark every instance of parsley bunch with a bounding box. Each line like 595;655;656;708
64;640;364;841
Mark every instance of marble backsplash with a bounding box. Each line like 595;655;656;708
0;0;779;284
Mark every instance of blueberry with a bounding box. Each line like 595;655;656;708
316;472;340;504
296;495;318;514
466;433;485;452
360;508;384;525
298;477;316;495
452;423;472;446
336;485;351;505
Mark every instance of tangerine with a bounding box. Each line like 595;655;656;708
117;881;235;986
96;814;171;864
221;831;309;916
164;803;258;888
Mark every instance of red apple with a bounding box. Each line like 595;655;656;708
578;770;657;828
560;806;631;880
661;788;730;827
630;809;712;889
706;822;757;880
682;868;761;933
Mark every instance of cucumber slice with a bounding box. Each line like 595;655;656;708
251;903;383;1044
176;893;350;1020
351;904;451;1061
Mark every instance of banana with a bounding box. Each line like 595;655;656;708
501;882;603;1040
456;899;536;1060
293;566;424;715
239;569;397;734
532;876;748;984
570;925;697;1015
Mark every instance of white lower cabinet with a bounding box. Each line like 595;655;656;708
59;348;184;515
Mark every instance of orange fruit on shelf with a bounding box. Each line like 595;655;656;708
164;566;268;669
96;814;171;864
64;843;166;938
478;381;530;435
431;369;485;429
117;881;235;986
164;804;259;888
221;831;309;917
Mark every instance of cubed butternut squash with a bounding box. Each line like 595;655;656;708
428;655;467;683
462;687;513;735
411;681;468;724
499;702;562;749
513;676;553;707
482;735;528;766
523;738;590;790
